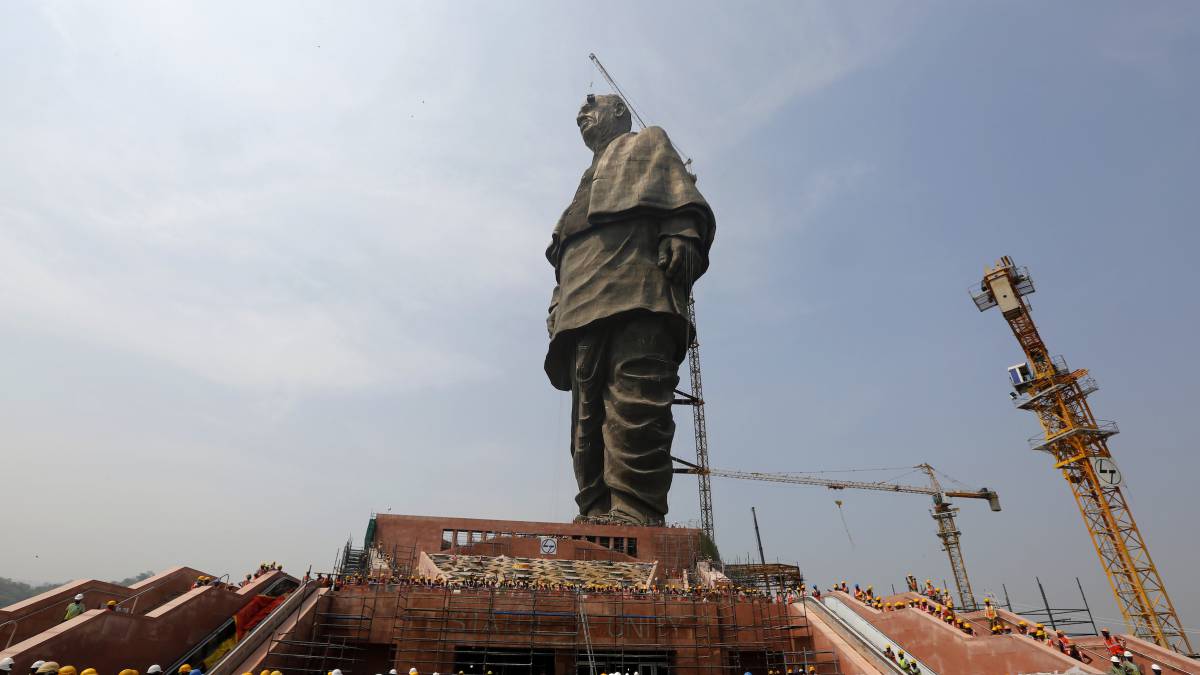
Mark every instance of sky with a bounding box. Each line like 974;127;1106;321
2;0;1198;636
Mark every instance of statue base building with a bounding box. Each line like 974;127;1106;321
251;513;836;675
5;512;1196;674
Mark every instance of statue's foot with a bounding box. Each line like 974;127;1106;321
604;509;665;527
574;514;605;524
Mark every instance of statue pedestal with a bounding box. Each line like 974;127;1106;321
368;512;703;580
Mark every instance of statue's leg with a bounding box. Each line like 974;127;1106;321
571;328;610;519
601;314;680;525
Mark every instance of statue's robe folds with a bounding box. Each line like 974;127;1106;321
544;126;715;523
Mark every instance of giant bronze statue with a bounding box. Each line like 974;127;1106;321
545;94;715;526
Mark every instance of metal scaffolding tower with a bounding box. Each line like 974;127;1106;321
919;465;977;612
972;255;1193;653
673;297;716;546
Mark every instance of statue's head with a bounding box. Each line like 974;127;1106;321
577;94;632;152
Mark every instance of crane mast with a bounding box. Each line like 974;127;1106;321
673;297;716;545
973;256;1192;653
920;465;977;612
674;460;998;610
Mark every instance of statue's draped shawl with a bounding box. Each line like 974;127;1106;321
543;126;716;391
548;126;715;265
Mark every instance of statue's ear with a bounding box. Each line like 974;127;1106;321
612;98;628;119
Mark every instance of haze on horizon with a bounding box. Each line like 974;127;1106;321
2;0;1199;636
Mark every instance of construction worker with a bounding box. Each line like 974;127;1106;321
35;664;59;675
1101;628;1126;656
64;593;86;621
106;599;118;611
1108;656;1126;674
1149;665;1161;673
896;651;909;670
1054;630;1072;653
30;662;46;675
180;667;192;674
0;658;13;673
1121;651;1141;675
883;645;896;661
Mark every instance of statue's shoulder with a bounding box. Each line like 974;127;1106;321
632;125;672;149
604;127;674;165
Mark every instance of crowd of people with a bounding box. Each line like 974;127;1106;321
0;660;221;675
239;562;285;588
307;570;801;603
827;575;1168;674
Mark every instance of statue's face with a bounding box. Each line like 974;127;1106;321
577;94;630;151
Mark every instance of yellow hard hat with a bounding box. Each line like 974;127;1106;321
271;672;283;675
261;670;270;675
180;667;191;674
81;670;97;675
59;667;78;675
119;671;139;675
106;600;117;606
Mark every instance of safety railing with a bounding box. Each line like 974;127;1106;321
2;595;88;650
1;588;135;649
821;595;939;675
1028;420;1119;452
115;574;196;615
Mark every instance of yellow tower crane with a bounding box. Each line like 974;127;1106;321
672;458;1000;610
972;255;1192;653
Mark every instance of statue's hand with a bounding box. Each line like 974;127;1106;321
657;236;702;284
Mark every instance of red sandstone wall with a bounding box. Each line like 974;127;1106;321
0;571;292;672
373;514;701;571
796;603;883;675
0;566;206;649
